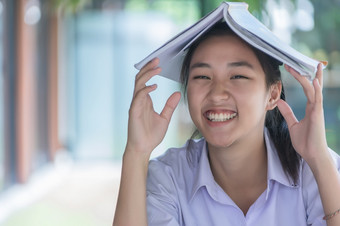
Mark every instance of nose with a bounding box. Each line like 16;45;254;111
208;80;230;102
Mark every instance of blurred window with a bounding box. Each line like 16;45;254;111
59;1;198;160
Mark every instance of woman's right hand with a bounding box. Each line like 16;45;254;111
126;58;181;157
114;58;180;226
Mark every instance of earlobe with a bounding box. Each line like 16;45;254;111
266;82;282;110
267;98;277;110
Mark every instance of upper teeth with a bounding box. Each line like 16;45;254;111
207;112;237;122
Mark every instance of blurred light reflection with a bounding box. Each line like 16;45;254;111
24;0;41;25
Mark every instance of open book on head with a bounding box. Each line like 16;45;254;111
135;1;326;83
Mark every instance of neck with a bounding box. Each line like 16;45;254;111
208;129;268;191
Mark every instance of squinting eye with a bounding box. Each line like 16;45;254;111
193;75;211;80
231;75;248;79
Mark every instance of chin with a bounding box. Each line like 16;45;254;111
205;136;235;150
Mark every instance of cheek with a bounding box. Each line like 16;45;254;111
187;84;199;105
187;86;203;119
187;89;198;113
236;87;269;114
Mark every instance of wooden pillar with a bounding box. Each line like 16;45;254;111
16;0;37;183
48;11;62;160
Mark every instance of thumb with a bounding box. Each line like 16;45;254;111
277;99;298;129
160;92;181;122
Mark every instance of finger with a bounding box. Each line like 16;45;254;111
134;67;161;97
284;64;315;103
160;92;181;122
313;77;323;105
314;63;324;89
136;58;160;79
133;84;157;105
310;64;324;106
277;99;298;129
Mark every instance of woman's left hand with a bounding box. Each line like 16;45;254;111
277;63;329;168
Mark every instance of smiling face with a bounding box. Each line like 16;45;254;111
186;34;279;150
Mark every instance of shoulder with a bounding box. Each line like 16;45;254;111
147;138;205;190
145;139;206;225
148;138;205;171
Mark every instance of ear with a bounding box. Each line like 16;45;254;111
266;82;282;110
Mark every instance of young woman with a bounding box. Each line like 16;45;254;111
113;22;340;226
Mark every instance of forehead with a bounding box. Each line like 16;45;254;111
191;34;260;65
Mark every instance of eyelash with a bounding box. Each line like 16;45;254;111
231;75;248;79
193;75;210;80
192;75;248;80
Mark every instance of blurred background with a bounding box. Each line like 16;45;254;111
0;0;339;225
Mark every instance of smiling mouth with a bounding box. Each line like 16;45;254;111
205;112;237;122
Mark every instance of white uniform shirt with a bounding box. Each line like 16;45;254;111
146;129;340;226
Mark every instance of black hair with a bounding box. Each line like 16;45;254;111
181;21;301;184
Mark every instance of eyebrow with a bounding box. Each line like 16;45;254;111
190;62;211;70
228;61;254;69
190;61;254;70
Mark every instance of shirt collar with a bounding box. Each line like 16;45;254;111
190;139;230;204
189;128;299;202
190;140;212;199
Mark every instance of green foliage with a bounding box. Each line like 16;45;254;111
200;0;267;15
194;0;267;19
126;0;200;24
51;0;91;13
124;0;272;23
196;0;298;20
294;0;340;67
